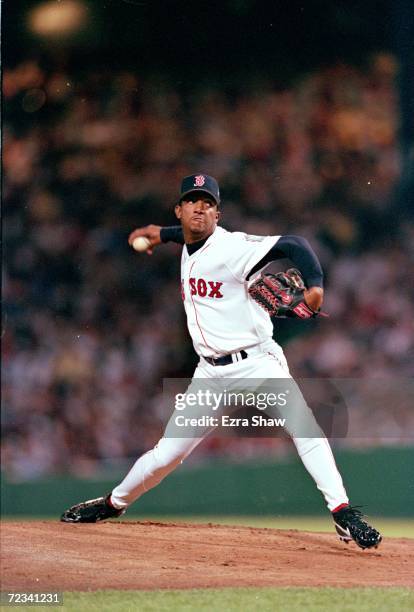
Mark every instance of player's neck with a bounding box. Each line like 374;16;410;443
184;228;214;243
185;234;211;255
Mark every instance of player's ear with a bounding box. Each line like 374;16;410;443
175;203;182;220
216;209;221;222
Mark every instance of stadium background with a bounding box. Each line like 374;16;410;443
2;0;413;519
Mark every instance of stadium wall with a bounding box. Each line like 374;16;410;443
1;448;412;517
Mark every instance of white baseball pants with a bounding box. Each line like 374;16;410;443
111;340;348;512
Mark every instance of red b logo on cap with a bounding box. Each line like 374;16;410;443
194;175;205;187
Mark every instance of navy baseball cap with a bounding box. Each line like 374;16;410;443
179;174;220;205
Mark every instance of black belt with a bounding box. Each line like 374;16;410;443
204;350;248;367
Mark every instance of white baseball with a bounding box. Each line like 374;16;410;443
132;236;151;252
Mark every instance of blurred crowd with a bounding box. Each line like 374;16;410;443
3;54;413;480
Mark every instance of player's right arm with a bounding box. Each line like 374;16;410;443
128;225;184;254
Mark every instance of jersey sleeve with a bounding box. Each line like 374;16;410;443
224;232;280;282
246;235;324;287
160;226;184;244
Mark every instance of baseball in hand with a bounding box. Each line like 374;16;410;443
132;236;151;252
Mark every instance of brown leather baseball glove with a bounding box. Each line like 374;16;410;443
248;268;327;319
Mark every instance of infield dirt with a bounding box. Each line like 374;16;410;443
1;521;413;591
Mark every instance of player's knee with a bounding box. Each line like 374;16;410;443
293;437;324;455
153;438;188;469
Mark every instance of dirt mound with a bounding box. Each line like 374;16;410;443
1;521;413;591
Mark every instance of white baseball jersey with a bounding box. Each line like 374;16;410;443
181;226;280;357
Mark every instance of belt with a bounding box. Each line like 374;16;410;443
203;350;248;367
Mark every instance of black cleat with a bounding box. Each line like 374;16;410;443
333;505;382;550
60;494;125;523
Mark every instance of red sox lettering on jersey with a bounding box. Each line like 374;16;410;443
188;278;224;298
181;226;280;357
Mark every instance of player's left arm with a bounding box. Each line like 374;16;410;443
247;235;324;311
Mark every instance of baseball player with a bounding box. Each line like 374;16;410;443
61;174;382;550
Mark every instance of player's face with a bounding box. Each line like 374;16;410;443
175;193;220;243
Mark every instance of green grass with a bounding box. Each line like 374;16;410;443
12;588;413;612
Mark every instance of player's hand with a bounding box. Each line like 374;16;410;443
303;286;324;311
128;225;162;255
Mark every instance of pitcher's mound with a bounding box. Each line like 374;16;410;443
1;521;413;591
